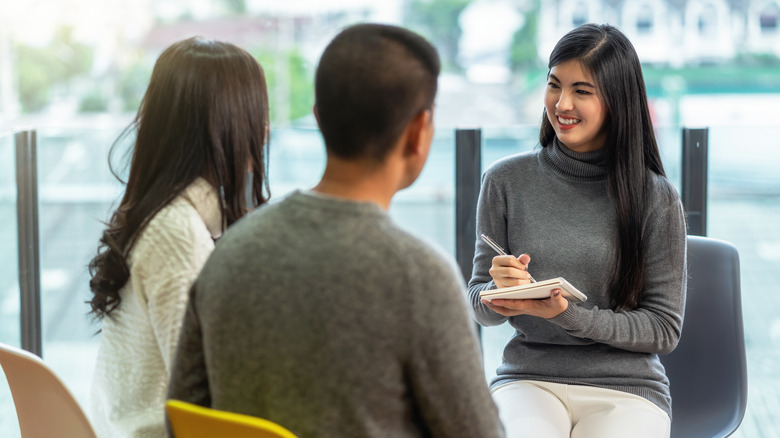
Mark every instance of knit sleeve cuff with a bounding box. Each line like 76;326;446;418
548;302;583;330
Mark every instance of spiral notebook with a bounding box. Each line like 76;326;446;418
479;277;587;303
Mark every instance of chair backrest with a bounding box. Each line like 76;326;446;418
166;399;298;438
660;235;748;438
0;342;97;438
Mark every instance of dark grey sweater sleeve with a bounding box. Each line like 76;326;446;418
549;190;688;354
467;169;511;327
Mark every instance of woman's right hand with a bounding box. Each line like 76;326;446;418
489;254;533;289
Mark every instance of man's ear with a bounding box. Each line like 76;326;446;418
403;109;432;157
313;104;320;127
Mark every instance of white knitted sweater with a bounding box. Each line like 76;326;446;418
89;178;222;438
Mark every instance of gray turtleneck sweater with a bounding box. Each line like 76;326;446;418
467;140;687;418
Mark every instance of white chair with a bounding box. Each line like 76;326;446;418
0;342;96;438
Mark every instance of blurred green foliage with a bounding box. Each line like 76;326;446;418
223;0;247;14
643;63;780;95
254;48;314;122
118;58;153;113
510;1;541;72
406;0;472;70
16;27;93;113
735;52;780;67
78;90;109;113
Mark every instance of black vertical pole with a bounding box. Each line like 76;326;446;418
454;128;482;282
681;128;708;236
15;130;42;357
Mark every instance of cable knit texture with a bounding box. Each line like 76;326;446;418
89;177;222;438
468;140;688;418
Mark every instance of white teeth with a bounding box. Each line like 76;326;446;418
557;116;580;125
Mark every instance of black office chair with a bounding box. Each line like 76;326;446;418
661;235;747;438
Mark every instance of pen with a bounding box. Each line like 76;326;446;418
480;233;536;283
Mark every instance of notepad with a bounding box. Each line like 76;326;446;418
479;277;587;303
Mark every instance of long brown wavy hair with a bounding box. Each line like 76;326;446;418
88;37;270;319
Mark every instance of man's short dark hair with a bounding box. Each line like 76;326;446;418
314;23;440;162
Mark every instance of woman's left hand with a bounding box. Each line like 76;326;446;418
481;289;569;319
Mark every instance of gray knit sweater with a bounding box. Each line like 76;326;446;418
168;191;504;438
468;140;687;417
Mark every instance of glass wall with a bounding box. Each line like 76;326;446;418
705;125;780;438
34;126;125;410
0;132;21;437
391;129;456;252
0;133;19;347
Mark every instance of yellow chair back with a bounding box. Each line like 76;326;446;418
166;399;297;438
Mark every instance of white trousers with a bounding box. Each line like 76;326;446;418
492;380;671;438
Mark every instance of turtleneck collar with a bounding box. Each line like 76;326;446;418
541;138;607;182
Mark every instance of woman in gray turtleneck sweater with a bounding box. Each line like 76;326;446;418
468;24;687;438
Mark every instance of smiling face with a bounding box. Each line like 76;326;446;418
544;59;609;153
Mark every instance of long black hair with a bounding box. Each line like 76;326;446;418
540;24;665;311
88;37;270;318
